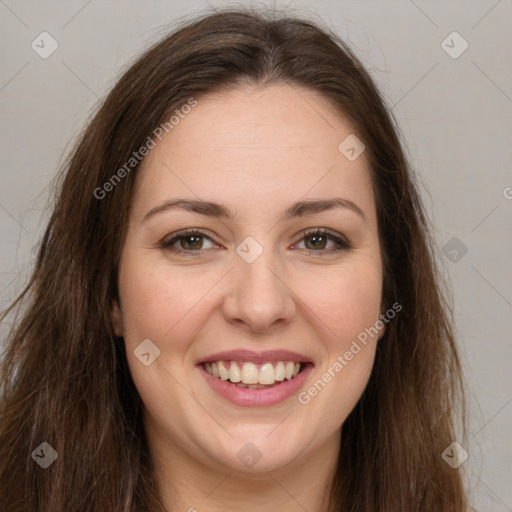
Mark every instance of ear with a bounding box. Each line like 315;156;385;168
112;298;124;337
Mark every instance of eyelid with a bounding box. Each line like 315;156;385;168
159;227;352;254
293;227;351;249
159;228;220;252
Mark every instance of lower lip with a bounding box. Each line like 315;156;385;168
198;364;313;407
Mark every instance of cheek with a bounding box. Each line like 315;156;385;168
295;263;381;415
300;261;383;346
291;262;382;436
118;257;216;348
118;258;211;421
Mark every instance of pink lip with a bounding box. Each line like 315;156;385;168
196;349;312;365
198;363;314;407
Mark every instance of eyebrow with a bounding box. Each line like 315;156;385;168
142;197;366;224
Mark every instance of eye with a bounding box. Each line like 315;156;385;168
292;228;351;255
159;228;351;256
159;229;218;254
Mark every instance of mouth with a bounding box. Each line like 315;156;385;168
201;360;310;389
196;349;314;406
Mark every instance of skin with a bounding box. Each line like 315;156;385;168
112;83;384;512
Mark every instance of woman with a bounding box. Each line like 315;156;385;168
0;6;470;511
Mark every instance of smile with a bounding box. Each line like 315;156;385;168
203;360;304;388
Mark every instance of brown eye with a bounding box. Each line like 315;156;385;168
303;233;329;250
160;230;217;253
159;228;351;256
294;229;351;254
176;234;204;250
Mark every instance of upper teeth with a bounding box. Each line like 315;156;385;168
204;361;301;385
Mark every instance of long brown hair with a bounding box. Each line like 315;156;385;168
0;6;469;511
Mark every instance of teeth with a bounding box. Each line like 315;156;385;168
228;361;241;383
241;362;259;384
259;363;275;385
218;361;229;381
275;361;285;381
203;360;305;386
285;361;294;380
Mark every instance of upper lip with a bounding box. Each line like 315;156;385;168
196;349;313;365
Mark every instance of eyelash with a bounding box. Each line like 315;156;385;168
159;228;352;256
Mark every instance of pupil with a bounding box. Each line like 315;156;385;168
308;235;325;250
183;235;201;249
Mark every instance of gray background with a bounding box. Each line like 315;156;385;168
1;0;511;510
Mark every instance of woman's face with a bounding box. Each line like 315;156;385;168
113;84;384;473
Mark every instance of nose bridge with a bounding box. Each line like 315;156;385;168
223;236;295;331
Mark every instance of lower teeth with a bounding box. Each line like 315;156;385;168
234;381;284;389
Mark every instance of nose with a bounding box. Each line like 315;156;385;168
222;246;296;333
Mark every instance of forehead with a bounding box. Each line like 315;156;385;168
151;83;362;161
133;83;374;223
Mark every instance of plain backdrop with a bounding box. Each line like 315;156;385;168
1;1;511;510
